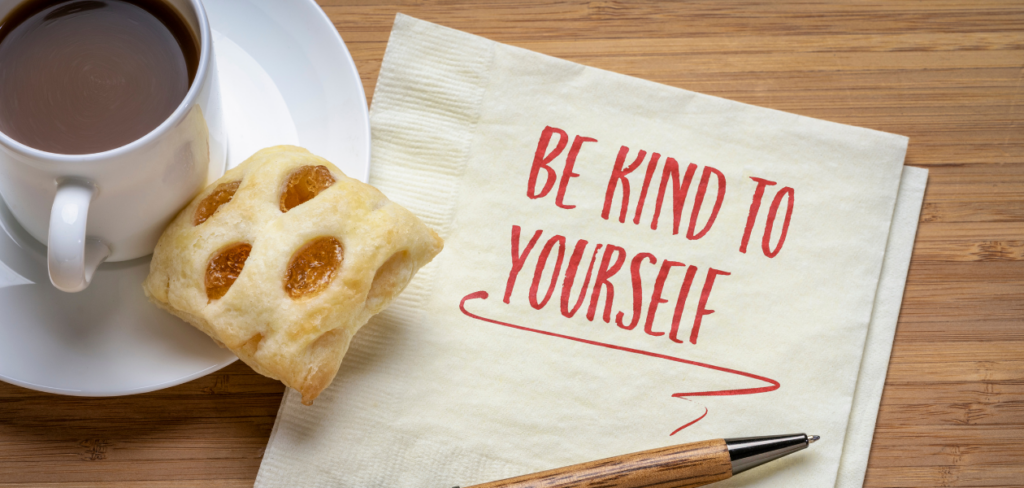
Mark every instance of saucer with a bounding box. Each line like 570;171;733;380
0;0;370;396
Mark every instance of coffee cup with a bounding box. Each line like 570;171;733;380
0;0;226;292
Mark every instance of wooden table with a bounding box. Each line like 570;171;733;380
1;1;1022;486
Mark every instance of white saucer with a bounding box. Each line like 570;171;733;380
0;0;370;396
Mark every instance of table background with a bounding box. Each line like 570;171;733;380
1;1;1022;486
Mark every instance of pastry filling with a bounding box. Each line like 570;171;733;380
281;165;335;212
206;243;252;301
193;180;241;225
285;236;343;299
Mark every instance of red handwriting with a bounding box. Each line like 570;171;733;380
652;158;697;234
504;226;542;304
645;260;684;337
687;166;727;240
763;187;795;258
691;268;731;345
529;235;566;309
560;241;602;318
528;126;796;259
557;135;597;209
601;145;727;240
602;146;648;223
587;244;626;323
459;291;781;435
740;177;795;258
497;125;802;434
616;252;656;331
520;125;798;362
528;126;597;210
527;126;568;200
504;225;731;345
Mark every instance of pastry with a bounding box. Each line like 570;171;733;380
143;146;443;404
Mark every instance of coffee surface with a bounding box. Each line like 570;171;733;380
0;0;198;154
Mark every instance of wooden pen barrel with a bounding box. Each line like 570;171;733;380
466;439;733;488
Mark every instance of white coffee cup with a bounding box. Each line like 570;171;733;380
0;0;225;292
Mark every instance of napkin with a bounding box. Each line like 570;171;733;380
256;14;925;487
836;165;925;487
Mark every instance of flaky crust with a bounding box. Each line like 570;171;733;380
143;146;443;404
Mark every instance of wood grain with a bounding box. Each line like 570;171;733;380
1;1;1022;487
467;439;731;488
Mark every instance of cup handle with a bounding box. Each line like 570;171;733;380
47;180;110;292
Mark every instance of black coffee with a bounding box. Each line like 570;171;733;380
0;0;199;154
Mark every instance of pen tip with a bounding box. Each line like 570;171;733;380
808;435;820;444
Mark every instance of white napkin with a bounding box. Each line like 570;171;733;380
256;14;925;487
836;165;926;487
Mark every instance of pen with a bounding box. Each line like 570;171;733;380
462;433;819;488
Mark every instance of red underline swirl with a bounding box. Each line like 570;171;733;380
459;290;781;435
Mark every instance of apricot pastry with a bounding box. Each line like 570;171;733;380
144;146;443;404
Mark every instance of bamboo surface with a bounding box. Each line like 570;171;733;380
1;1;1023;487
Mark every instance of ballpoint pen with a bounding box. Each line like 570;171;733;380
462;433;819;488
